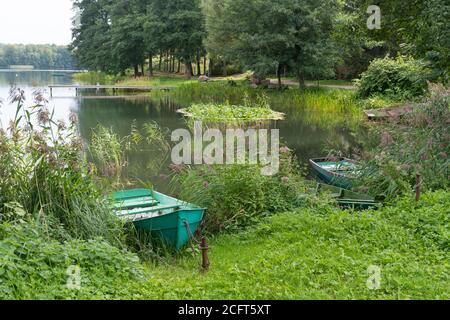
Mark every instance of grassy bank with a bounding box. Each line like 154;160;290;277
2;190;448;299
73;71;197;87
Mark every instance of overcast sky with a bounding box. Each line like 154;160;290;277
0;0;74;45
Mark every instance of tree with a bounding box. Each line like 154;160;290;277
71;0;115;72
109;0;147;76
205;0;339;88
0;44;76;69
145;0;206;79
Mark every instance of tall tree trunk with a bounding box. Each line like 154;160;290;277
277;64;282;89
148;53;153;77
223;59;227;77
208;59;213;77
297;70;306;89
177;59;181;73
185;62;193;79
203;56;207;76
172;55;176;73
196;51;201;76
134;64;139;78
141;63;145;76
165;52;169;72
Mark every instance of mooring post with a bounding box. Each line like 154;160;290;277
200;236;210;272
415;174;421;202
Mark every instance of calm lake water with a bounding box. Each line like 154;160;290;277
0;71;362;191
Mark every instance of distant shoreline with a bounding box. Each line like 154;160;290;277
0;69;86;73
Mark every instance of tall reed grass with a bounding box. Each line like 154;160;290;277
0;88;125;246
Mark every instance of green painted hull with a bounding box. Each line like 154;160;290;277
112;189;205;250
309;157;357;189
317;183;380;210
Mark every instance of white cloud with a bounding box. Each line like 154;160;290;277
0;0;74;45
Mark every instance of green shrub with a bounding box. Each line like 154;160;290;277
356;56;431;100
173;148;311;233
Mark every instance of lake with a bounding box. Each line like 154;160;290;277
0;70;363;191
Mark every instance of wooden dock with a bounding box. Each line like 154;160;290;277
48;84;175;97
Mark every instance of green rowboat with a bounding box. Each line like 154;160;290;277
316;183;380;210
309;157;358;189
112;189;205;250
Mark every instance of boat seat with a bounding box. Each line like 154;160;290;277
113;196;159;210
116;204;181;217
113;189;154;201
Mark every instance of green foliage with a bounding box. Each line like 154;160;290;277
359;88;450;200
2;186;449;299
0;44;76;70
145;0;206;77
0;217;143;299
164;82;362;129
204;0;338;82
72;72;123;85
72;0;206;77
173;149;310;233
359;0;450;82
121;191;450;299
0;89;124;246
356;56;432;100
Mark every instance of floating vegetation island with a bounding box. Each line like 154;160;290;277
178;102;285;123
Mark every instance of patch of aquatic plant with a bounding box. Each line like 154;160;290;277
358;86;449;200
178;93;285;123
171;147;311;233
89;121;171;184
157;83;362;129
0;88;125;246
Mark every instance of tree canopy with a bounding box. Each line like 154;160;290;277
0;44;76;70
70;0;449;82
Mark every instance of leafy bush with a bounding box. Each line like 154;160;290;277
0;217;143;300
356;56;431;100
359;87;449;199
173;148;311;233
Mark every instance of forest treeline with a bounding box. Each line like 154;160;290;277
71;0;449;83
0;44;76;70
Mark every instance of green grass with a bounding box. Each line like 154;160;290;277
73;72;198;87
128;190;449;300
117;75;197;87
160;82;363;129
306;79;354;86
3;190;448;300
